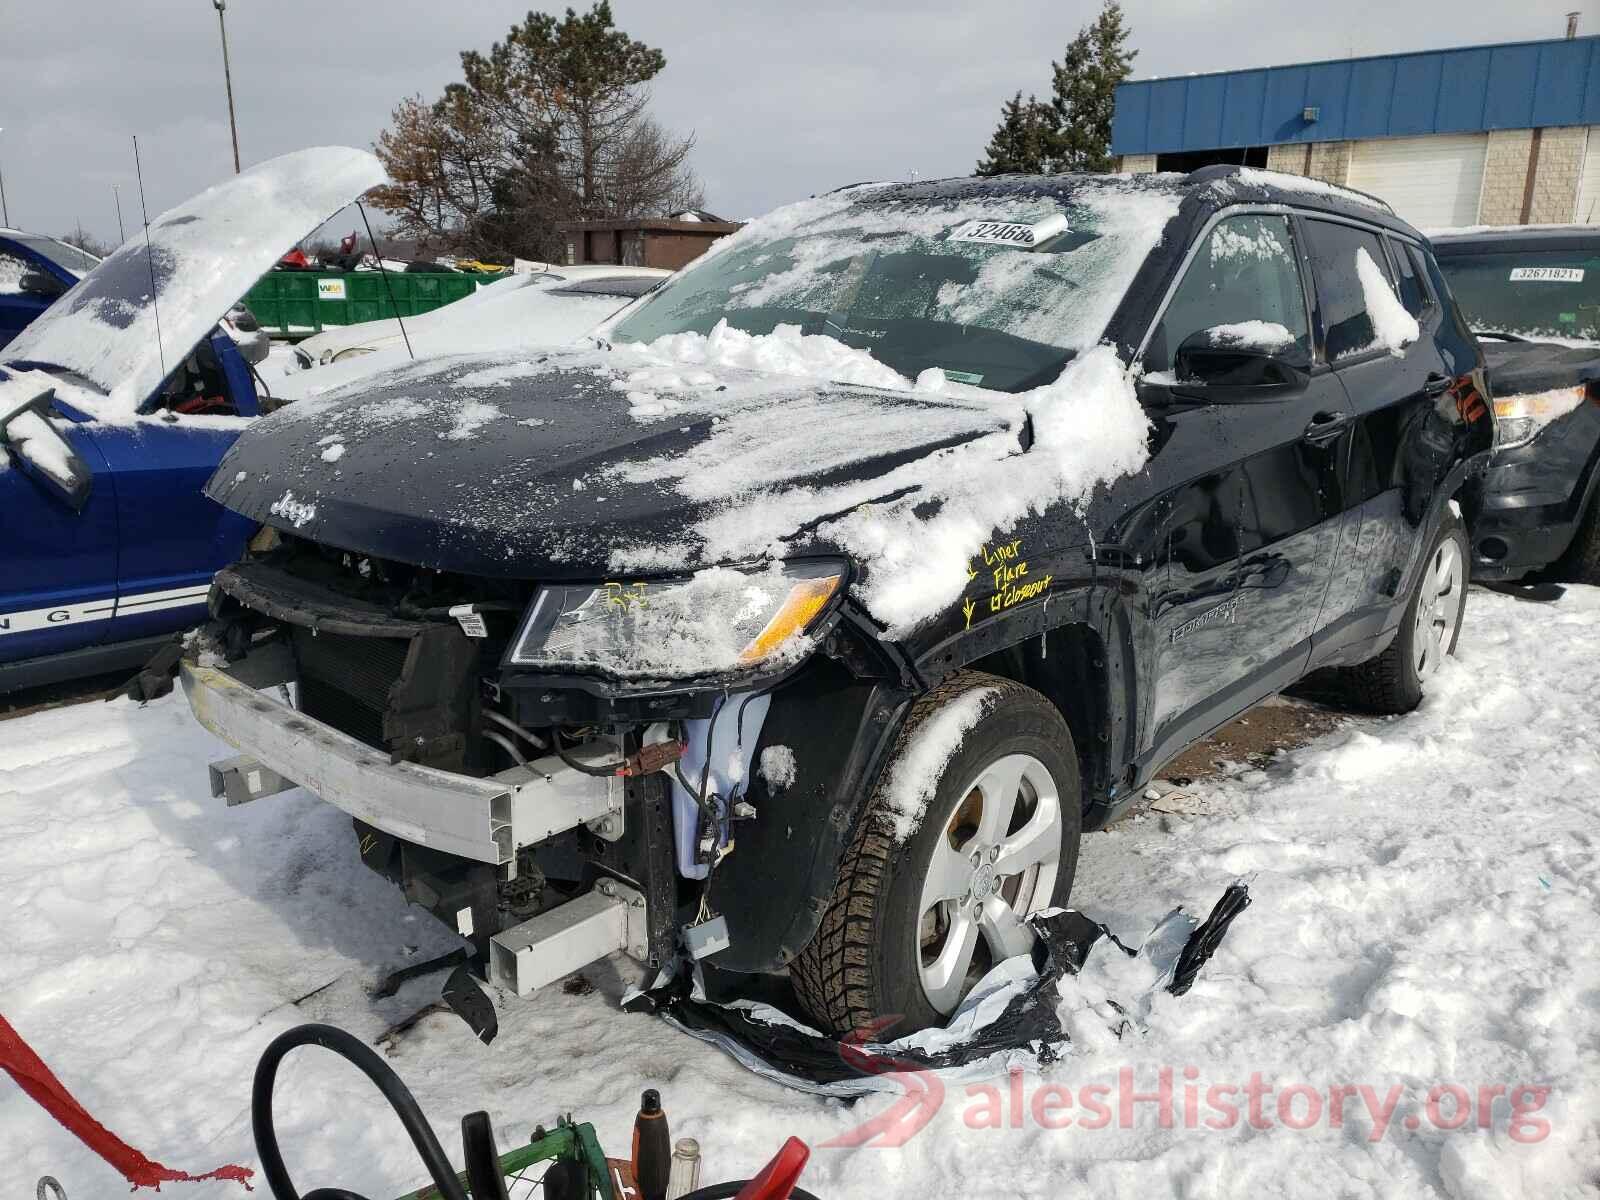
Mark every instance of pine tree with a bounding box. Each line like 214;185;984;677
976;93;1054;176
1046;0;1137;173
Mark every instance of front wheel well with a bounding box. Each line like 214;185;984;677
967;623;1112;808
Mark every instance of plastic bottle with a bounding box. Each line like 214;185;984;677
631;1089;671;1200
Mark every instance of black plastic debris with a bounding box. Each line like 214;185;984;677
1168;882;1251;997
625;884;1249;1097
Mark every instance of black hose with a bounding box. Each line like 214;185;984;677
553;734;627;777
251;1023;469;1200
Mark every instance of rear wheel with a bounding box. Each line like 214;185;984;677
791;673;1081;1037
1340;509;1468;714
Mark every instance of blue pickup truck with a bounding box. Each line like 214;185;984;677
0;147;383;691
0;230;103;350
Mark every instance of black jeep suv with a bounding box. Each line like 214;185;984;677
1432;225;1600;583
181;165;1492;1036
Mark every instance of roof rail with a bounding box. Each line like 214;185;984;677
1183;164;1242;185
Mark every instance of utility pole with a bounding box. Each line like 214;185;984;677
0;128;10;227
214;0;241;173
113;184;126;244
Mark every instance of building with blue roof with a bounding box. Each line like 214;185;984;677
1111;32;1600;229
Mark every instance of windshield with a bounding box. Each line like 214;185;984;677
1436;245;1600;342
610;183;1178;393
14;235;101;278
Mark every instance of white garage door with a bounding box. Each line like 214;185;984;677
1574;127;1600;223
1347;134;1488;230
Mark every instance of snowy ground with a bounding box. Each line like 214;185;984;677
3;585;1598;1199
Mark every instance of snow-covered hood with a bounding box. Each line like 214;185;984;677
207;344;1027;582
1481;339;1600;396
4;147;385;418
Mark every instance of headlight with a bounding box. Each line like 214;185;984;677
1493;386;1587;451
506;560;845;679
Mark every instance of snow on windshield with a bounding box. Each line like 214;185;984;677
609;179;1180;391
5;147;385;420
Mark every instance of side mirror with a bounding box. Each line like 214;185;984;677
0;382;92;511
19;271;69;300
1175;326;1311;391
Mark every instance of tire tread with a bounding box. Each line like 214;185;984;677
791;671;1041;1035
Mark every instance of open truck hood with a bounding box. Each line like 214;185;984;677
207;348;1023;579
4;147;385;417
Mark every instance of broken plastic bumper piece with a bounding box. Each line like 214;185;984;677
180;661;624;866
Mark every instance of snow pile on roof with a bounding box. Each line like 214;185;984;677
1227;167;1393;213
883;687;999;840
5;147;385;420
1209;320;1296;351
1355;246;1419;357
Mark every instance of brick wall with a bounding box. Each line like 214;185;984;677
1266;143;1311;174
1479;130;1534;224
1305;141;1352;185
1528;125;1587;223
1258;141;1348;183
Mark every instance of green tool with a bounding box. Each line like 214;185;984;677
396;1116;614;1200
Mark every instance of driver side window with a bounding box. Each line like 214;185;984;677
0;249;31;296
1144;214;1311;375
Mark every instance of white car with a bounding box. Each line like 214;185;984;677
291;264;669;368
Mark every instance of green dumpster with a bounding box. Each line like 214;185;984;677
243;270;486;337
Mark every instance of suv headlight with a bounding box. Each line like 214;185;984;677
1493;386;1587;451
505;560;845;679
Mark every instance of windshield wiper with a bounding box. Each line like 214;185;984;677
1472;329;1530;342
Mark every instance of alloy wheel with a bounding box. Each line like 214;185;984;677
1412;537;1464;678
915;753;1061;1014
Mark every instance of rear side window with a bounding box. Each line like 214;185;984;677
1302;219;1393;360
1388;239;1430;319
1143;214;1310;374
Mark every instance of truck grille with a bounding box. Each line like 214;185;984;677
292;628;411;749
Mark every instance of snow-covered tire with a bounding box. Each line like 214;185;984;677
790;672;1081;1037
1340;509;1469;715
1558;486;1600;584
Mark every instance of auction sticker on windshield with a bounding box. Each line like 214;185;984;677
949;214;1068;248
1509;266;1585;283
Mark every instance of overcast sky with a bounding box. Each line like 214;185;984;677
0;0;1584;245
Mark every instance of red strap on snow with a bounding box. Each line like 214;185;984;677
732;1137;809;1200
0;1013;253;1192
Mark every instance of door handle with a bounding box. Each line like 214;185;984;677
1423;373;1452;397
1301;410;1352;443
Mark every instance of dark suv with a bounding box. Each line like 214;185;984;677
1432;225;1600;583
178;165;1492;1036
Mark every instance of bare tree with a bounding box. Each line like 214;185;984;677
372;3;703;261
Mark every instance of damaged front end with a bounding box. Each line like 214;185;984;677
180;531;897;996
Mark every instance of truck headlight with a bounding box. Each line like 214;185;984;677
1493;386;1587;451
505;560;845;678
